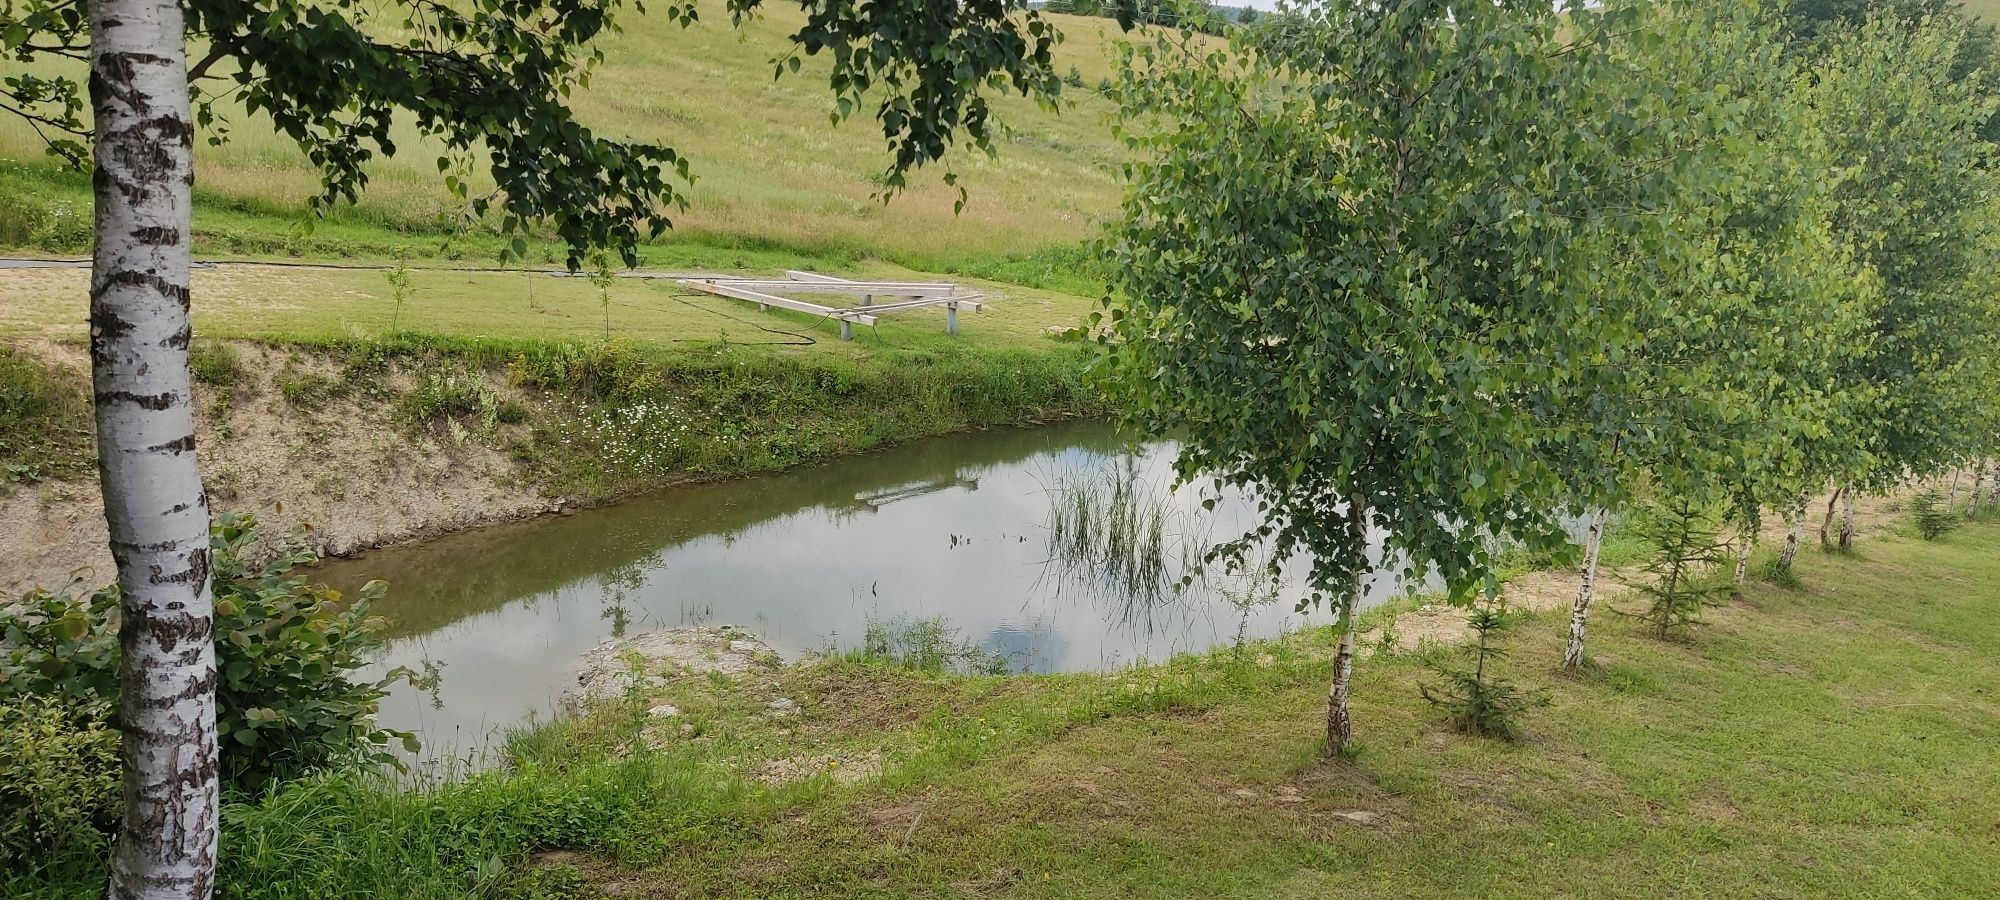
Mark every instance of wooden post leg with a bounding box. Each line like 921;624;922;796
947;305;958;336
862;294;872;307
840;319;853;341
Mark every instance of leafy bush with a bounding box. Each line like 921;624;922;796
1418;601;1545;739
1910;489;1958;540
0;695;121;871
276;366;349;409
0;513;411;796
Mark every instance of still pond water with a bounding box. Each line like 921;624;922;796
323;421;1440;758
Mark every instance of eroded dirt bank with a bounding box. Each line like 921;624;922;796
2;335;1098;597
2;340;550;596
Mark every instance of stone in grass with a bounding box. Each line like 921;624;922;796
767;697;799;715
571;625;782;703
647;704;682;718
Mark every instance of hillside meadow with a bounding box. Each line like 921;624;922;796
0;10;1135;268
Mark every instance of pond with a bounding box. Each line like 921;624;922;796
322;420;1440;760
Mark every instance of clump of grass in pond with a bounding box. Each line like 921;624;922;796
842;614;1010;675
1043;454;1209;613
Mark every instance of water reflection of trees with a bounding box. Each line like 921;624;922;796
325;420;1125;639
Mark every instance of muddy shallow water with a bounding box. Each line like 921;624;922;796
323;421;1446;757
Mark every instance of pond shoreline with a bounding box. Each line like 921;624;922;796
0;337;1098;597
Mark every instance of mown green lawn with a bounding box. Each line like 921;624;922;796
0;258;1098;360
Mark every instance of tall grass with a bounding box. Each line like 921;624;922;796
840;614;1011;675
0;346;93;483
1044;455;1213;615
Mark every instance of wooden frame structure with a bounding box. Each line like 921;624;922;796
678;270;984;340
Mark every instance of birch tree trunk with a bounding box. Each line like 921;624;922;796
1988;460;1999;505
1947;467;1962;512
1818;486;1842;550
1325;607;1357;755
89;3;219;896
1777;494;1806;572
1837;487;1856;549
1733;524;1753;585
1970;460;1986;518
1325;495;1369;756
1562;506;1608;670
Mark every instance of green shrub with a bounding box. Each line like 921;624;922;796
1911;489;1958;541
0;695;121;872
276;367;349;409
0;513;411;796
0;176;90;251
496;398;532;425
0;179;49;247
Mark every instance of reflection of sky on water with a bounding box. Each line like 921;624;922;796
325;421;1448;758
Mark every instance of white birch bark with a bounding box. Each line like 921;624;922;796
1562;506;1608;670
1988;460;1999;505
1326;609;1357;755
1971;459;1988;518
1947;467;1962;513
88;2;218;896
1777;494;1806;572
1733;524;1753;585
1325;495;1368;756
1838;486;1855;549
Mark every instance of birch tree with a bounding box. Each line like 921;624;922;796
1102;0;1697;754
1810;15;2000;530
2;0;1072;894
1558;0;1864;668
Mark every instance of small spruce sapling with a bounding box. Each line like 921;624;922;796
1631;498;1731;639
1419;597;1546;740
1910;489;1958;540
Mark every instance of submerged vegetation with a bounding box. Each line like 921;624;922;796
1043;454;1209;605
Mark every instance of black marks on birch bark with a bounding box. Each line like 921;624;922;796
96;389;178;410
93;269;192;304
146;434;197;453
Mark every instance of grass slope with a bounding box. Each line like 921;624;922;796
609;522;2000;898
0;10;1132;267
20;509;1994;898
